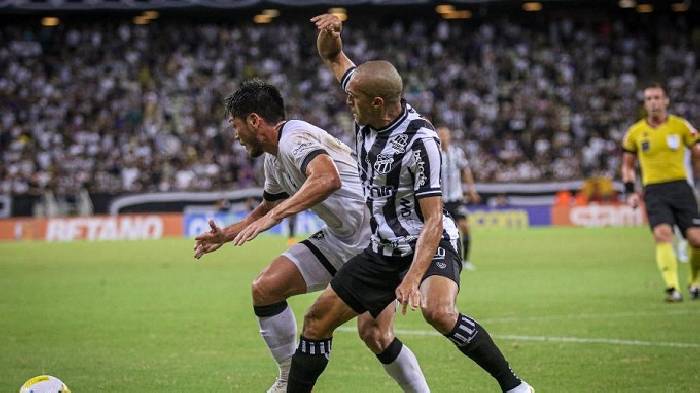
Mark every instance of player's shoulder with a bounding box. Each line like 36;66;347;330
278;120;323;148
627;118;647;133
279;120;316;140
668;114;696;133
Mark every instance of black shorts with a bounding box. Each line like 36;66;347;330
444;200;468;221
643;180;700;236
330;239;462;318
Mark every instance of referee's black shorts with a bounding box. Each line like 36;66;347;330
643;180;700;236
444;200;468;221
330;239;462;318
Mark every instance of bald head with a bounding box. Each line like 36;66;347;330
354;60;403;104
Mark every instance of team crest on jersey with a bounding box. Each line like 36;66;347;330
389;134;409;154
374;153;395;174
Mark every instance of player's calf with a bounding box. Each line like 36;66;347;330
288;337;333;393
445;314;523;392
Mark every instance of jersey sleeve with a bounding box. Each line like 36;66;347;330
622;128;637;153
456;147;470;169
279;130;330;175
262;157;289;202
682;119;699;147
409;136;443;199
340;66;357;92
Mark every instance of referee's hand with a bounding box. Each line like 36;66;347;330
396;275;422;315
626;193;640;209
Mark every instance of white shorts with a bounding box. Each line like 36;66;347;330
282;226;369;292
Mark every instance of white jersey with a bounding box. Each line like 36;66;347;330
441;145;469;203
263;120;367;241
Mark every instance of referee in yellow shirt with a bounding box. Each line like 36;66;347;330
622;83;700;302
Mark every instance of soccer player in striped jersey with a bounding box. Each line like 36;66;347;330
284;14;533;393
194;80;429;392
438;126;481;270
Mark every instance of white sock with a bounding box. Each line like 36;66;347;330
380;341;430;393
506;381;533;393
255;303;297;381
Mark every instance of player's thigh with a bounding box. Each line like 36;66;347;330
644;188;675;241
670;182;700;243
252;255;308;305
303;286;358;339
281;236;342;293
356;304;397;353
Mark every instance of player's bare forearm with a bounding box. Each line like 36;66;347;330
621;152;637;184
405;197;444;282
267;155;341;222
223;200;276;241
691;144;700;180
311;13;356;82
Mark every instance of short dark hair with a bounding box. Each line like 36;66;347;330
644;82;667;95
224;79;285;123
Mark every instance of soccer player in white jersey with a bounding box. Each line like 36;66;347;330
438;126;481;270
194;80;429;393
281;14;534;393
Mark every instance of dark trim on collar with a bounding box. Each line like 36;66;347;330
276;121;288;142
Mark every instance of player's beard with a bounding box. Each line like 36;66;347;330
248;144;263;158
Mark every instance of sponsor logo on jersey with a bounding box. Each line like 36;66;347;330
368;185;395;198
292;142;315;158
413;150;427;186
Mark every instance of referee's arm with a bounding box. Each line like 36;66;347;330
621;151;640;208
311;13;356;83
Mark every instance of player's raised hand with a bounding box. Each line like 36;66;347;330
194;220;225;259
396;275;422;315
310;14;342;35
232;214;280;246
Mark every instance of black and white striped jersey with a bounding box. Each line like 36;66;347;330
441;145;469;203
341;67;460;257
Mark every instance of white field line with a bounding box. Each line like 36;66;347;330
335;308;700;349
478;309;695;324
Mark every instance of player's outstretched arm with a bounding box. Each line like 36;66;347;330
193;199;278;259
621;152;639;208
310;13;356;83
691;140;700;183
232;154;341;245
396;196;443;315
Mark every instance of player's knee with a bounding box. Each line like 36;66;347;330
251;274;282;305
686;231;700;248
653;226;674;243
357;324;393;353
301;307;328;340
421;304;458;334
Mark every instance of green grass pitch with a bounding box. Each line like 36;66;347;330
1;227;699;392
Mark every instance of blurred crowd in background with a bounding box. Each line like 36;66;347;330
1;11;698;195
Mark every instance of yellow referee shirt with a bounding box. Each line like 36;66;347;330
622;114;698;186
